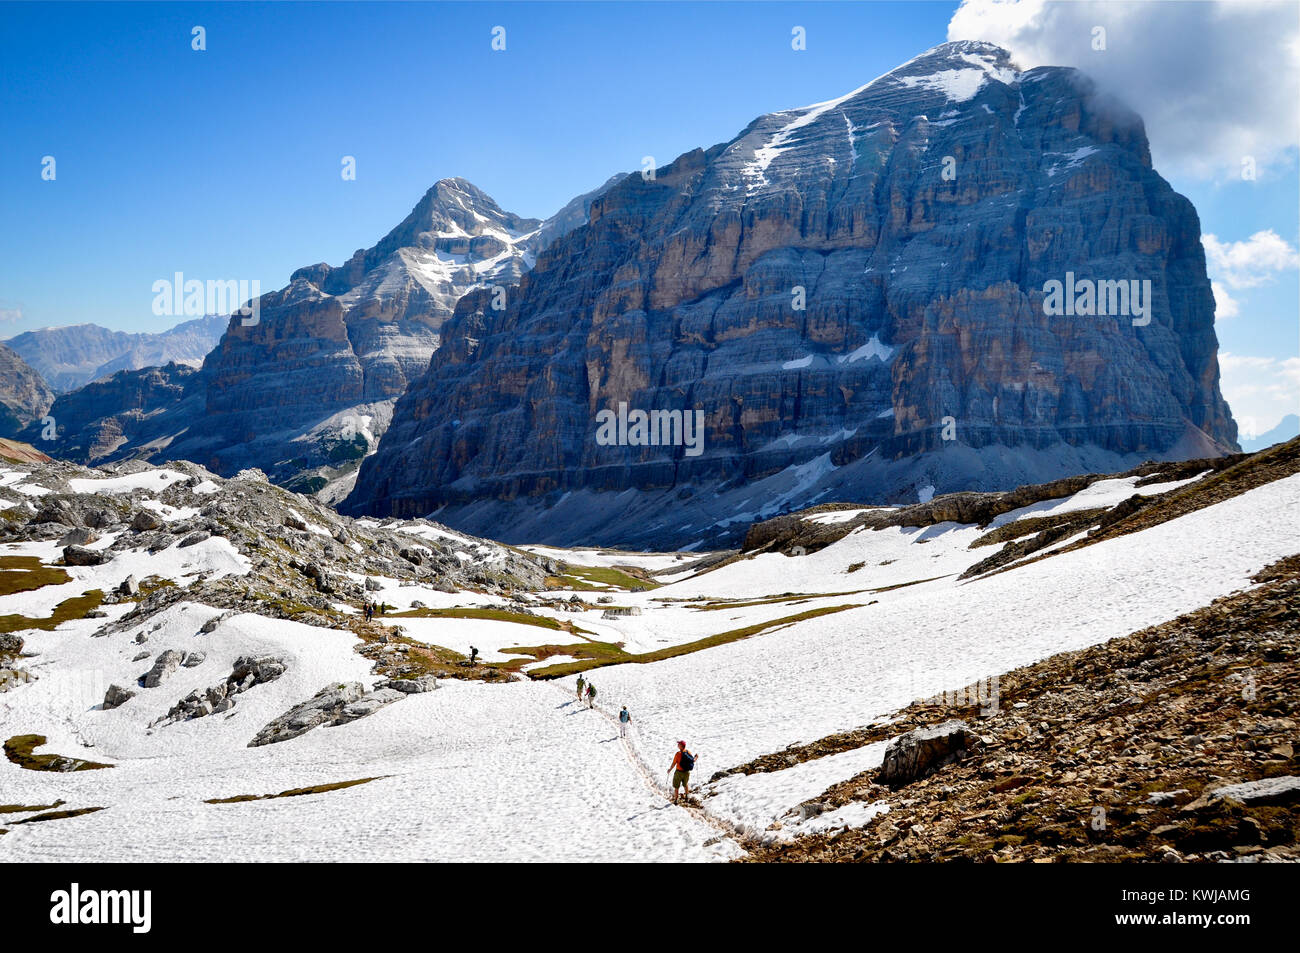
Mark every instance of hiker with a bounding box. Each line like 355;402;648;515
669;741;695;803
618;705;631;738
469;646;479;665
576;674;585;701
586;682;597;709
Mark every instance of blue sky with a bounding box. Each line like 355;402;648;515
1;1;1296;433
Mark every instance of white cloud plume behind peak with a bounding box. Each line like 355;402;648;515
1203;230;1300;289
947;0;1300;181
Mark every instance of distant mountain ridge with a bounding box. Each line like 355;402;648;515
1241;414;1299;453
29;176;619;497
6;314;226;392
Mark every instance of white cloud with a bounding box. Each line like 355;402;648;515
1218;351;1300;437
1210;281;1240;320
0;306;22;324
947;0;1300;181
1202;230;1300;289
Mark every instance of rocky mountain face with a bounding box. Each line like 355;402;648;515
0;343;55;436
345;41;1239;548
42;178;610;498
6;315;226;392
19;363;200;464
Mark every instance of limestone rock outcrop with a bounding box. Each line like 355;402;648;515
346;41;1238;548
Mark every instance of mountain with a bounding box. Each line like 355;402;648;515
0;342;55;435
36;177;614;498
1241;414;1299;453
344;40;1238;547
5;315;226;392
18;362;201;464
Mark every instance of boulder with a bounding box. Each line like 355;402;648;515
143;649;184;688
386;675;438;694
84;509;114;529
131;510;164;532
117;575;139;596
200;613;229;634
878;720;981;786
248;682;367;747
178;530;210;548
601;606;641;619
337;688;406;722
147;534;175;552
33;499;79;527
230;655;286;689
63;544;105;566
0;633;24;656
59;527;98;547
1208;776;1300;807
103;683;137;709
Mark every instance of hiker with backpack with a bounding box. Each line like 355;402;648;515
469;646;479;665
669;741;695;803
586;682;597;709
576;675;585;702
618;705;631;737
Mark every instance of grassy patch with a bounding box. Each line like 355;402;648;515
0;555;71;595
867;575;951;594
206;777;382;803
545;565;661;592
515;603;862;679
14;806;106;824
694;590;867;610
351;621;517;683
4;734;112;772
388;606;564;630
247;592;343;622
0;800;65;814
0;589;105;634
131;575;177;600
496;639;633;673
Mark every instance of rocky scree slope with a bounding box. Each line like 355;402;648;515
743;553;1300;863
0;457;557;727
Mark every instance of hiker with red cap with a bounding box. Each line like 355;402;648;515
668;740;696;803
